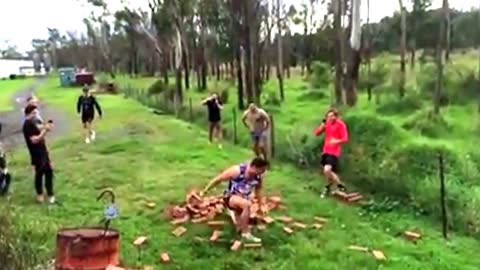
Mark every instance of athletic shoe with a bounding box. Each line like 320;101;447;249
90;131;96;141
241;232;262;243
85;137;91;144
48;196;56;204
320;185;331;198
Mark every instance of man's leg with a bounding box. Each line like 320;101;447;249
215;122;223;148
82;117;90;143
208;122;215;143
89;119;96;141
228;195;261;242
44;163;55;203
34;165;44;202
258;134;268;160
251;133;261;156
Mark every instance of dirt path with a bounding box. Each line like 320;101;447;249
0;77;70;150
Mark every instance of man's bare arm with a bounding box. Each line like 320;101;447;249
201;166;239;195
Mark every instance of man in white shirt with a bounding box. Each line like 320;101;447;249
241;103;270;160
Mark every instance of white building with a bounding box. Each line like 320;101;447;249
0;59;45;79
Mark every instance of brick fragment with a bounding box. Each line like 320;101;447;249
314;217;328;223
244;243;262;248
230;240;242;251
257;224;267;230
192;217;207;223
283;227;294;234
210;230;222;241
133;236;148;246
172;226;187;237
145;202;156;209
292;222;307;229
404;231;421;241
269;196;282;204
277;216;293;223
262;216;275;224
312;223;323;229
160;252;170;263
372;250;386;261
348;245;369;252
170;215;189;225
208;220;226;227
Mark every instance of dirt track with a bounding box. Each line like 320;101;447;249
0;77;70;150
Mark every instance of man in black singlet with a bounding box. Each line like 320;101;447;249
77;85;103;144
201;93;223;148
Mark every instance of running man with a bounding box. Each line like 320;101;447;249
313;108;349;197
201;93;223;148
242;103;270;159
77;85;103;144
22;104;56;204
200;157;269;243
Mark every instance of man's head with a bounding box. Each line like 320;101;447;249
325;108;339;123
248;103;258;114
82;84;89;95
24;104;38;120
211;92;218;99
26;96;38;106
247;157;269;176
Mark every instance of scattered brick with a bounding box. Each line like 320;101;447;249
269;196;282;204
372;250;387;261
106;265;125;270
230;240;242;251
404;231;422;241
257;224;267;230
160;252;170;263
192;217;207;224
312;223;323;230
143;266;154;270
194;236;206;242
314;217;328;223
277;216;293;223
145;202;156;209
133;236;148;246
172;226;187;237
278;205;287;210
210;230;222;242
208;220;226;227
283;227;294;234
262;216;275;224
292;222;307;229
170;215;189;225
348;245;369;252
244;243;262;248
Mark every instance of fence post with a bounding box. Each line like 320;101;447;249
189;98;193;122
438;152;448;239
232;107;238;144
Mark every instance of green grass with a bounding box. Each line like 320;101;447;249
2;77;480;269
0;78;35;111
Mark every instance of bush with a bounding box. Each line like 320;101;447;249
262;88;281;106
147;79;168;96
310;61;331;88
402;109;451;138
376;94;423;115
358;62;389;91
296;90;326;101
219;88;229;104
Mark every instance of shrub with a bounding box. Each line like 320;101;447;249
358;62;389;91
262;88;281;106
402;109;451;138
147;79;168;96
296;90;326;101
219;88;229;104
376;94;423;115
310;61;331;88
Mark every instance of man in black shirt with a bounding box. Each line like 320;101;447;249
201;93;223;148
77;85;103;144
0;143;11;196
22;104;55;204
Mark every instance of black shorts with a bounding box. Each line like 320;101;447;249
321;154;339;173
81;113;94;124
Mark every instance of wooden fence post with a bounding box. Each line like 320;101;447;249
438;152;448;239
189;98;193;122
232;107;238;144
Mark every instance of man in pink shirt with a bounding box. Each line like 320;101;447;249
313;108;349;197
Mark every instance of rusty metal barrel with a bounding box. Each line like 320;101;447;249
55;227;120;270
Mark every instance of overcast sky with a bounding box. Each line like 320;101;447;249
0;0;478;53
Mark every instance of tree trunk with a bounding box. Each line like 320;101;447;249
243;0;255;104
366;0;372;101
276;0;285;101
182;49;190;90
175;28;183;105
399;0;407;98
445;0;450;61
333;0;344;105
434;0;448;114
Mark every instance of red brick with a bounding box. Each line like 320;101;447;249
269;196;282;204
283;227;294;234
172;226;187;237
187;205;200;214
292;222;307;229
209;230;222;241
372;250;386;261
244;243;262;248
230;240;242;251
404;231;421;241
133;236;147;246
312;223;323;229
160;252;170;263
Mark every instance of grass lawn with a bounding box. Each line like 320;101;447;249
0;78;35;111
2;77;479;269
